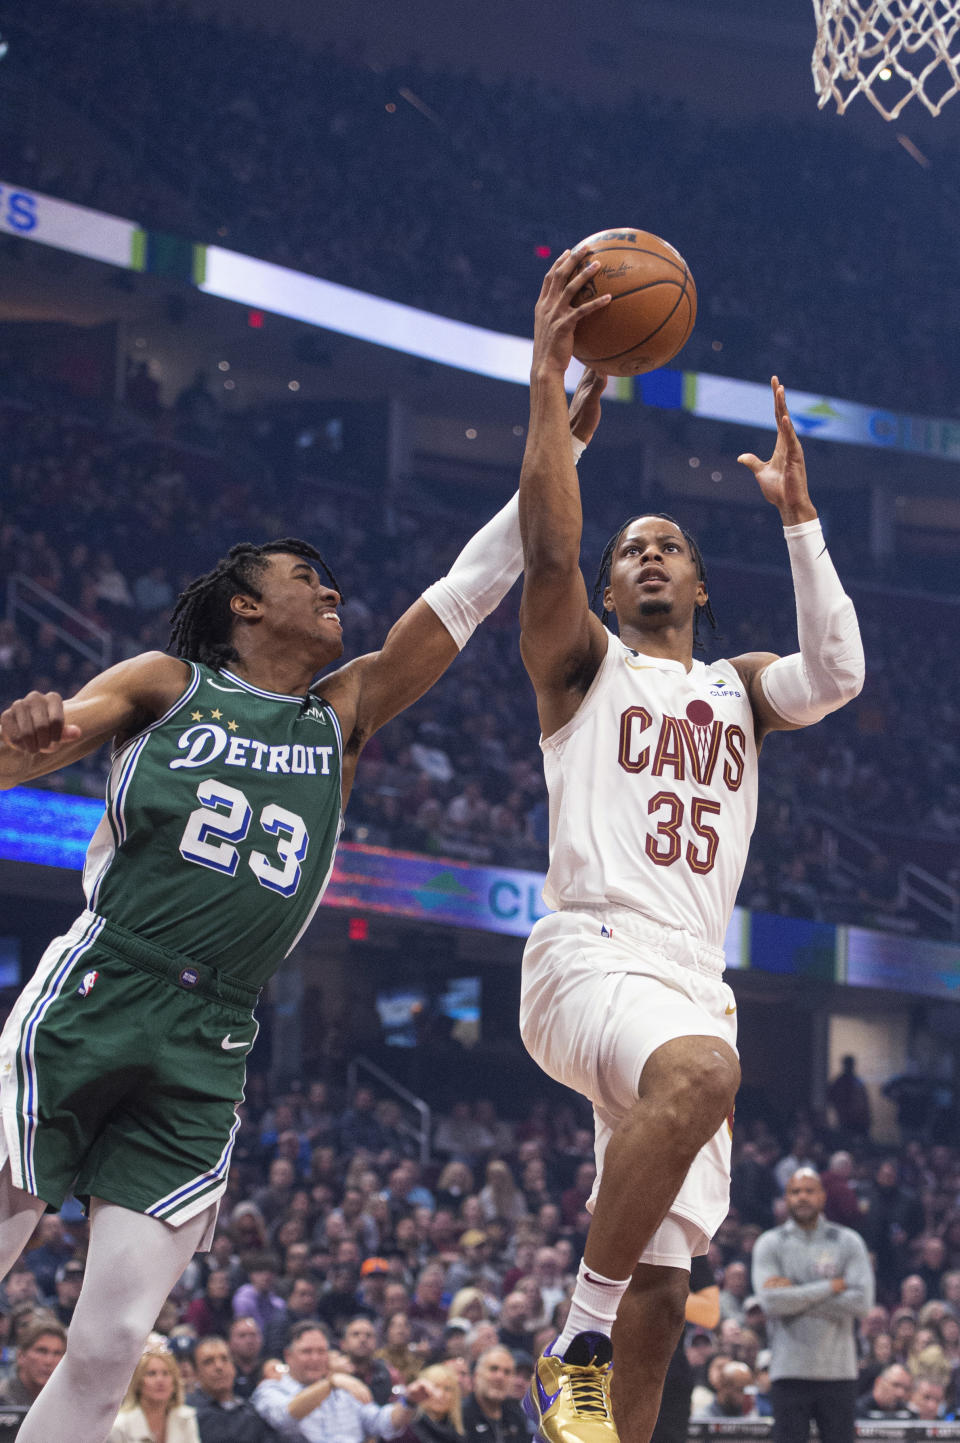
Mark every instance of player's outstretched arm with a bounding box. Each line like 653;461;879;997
0;652;190;789
320;365;608;760
321;485;527;757
733;376;864;739
519;251;611;736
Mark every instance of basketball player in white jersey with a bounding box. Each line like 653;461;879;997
518;250;865;1443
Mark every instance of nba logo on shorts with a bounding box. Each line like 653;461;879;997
76;971;99;998
179;967;199;989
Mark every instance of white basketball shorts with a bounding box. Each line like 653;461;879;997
519;904;738;1267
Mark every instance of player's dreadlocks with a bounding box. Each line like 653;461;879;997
169;538;343;669
590;512;718;650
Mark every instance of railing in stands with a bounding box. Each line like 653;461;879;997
803;806;959;939
901;862;960;940
6;574;112;672
347;1055;432;1169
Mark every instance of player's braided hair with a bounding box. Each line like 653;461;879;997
590;512;718;650
169;539;343;668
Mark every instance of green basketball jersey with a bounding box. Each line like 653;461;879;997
82;663;344;987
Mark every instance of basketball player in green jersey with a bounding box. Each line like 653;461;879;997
0;369;613;1443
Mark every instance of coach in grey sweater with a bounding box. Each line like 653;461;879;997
752;1168;874;1443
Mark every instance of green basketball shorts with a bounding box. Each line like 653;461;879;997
0;910;259;1236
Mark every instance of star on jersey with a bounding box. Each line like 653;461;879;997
190;710;203;721
227;720;239;732
210;708;222;719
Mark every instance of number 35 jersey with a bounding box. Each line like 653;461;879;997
541;631;759;950
82;663;344;987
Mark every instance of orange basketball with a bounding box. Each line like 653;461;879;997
570;227;697;376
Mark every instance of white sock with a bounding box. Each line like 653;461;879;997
552;1258;632;1354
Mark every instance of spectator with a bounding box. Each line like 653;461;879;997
461;1347;526;1442
719;1262;751;1325
497;1293;534;1357
252;1320;434;1442
398;1363;465;1443
883;1065;936;1144
184;1270;235;1341
229;1318;265;1400
434;1163;475;1217
263;1277;320;1358
357;1258;393;1316
559;1163;596;1228
705;1362;756;1418
857;1332;894;1395
820;1153;863;1231
909;1375;946;1420
477;1161;527;1227
826;1057;872;1141
860;1160;924;1300
0;1316;66;1407
730;1141;779;1230
316;1263;369;1336
107;1345;201;1443
433;1105;494;1167
691;1354;734;1417
338;1089;390;1157
856;1364;914;1419
22;1217;74;1301
232;1253;286;1335
252;1159;298;1227
915;1237;947;1302
376;1312;424;1386
187;1335;273;1443
407;1266;449;1342
340;1315;393;1404
51;1258;84;1328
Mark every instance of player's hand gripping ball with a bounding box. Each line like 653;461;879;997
570;228;697;376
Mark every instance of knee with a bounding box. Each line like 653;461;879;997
642;1039;740;1138
67;1314;148;1376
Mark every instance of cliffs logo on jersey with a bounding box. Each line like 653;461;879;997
618;699;746;790
708;675;743;699
76;970;99;998
168;724;335;777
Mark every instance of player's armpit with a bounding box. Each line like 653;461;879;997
0;651;190;789
730;650;802;741
519;569;607;736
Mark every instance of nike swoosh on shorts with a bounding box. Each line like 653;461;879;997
221;1035;250;1050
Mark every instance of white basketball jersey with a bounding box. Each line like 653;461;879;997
541;630;759;948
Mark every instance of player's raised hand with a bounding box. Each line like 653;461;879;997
736;377;817;526
532;250;611;379
569;366;607;446
0;691;82;755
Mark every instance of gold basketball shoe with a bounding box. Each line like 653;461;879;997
523;1331;619;1441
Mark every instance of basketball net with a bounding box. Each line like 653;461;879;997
812;0;960;119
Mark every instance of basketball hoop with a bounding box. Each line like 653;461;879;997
812;0;960;119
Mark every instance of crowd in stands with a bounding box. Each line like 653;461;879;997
5;0;960;420
5;1071;960;1437
1;390;958;942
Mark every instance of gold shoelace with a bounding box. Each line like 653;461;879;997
567;1367;611;1418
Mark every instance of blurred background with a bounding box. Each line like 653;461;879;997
0;2;959;1423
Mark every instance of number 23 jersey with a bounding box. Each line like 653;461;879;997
541;631;759;949
82;663;344;987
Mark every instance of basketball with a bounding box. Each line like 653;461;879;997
570;227;697;376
